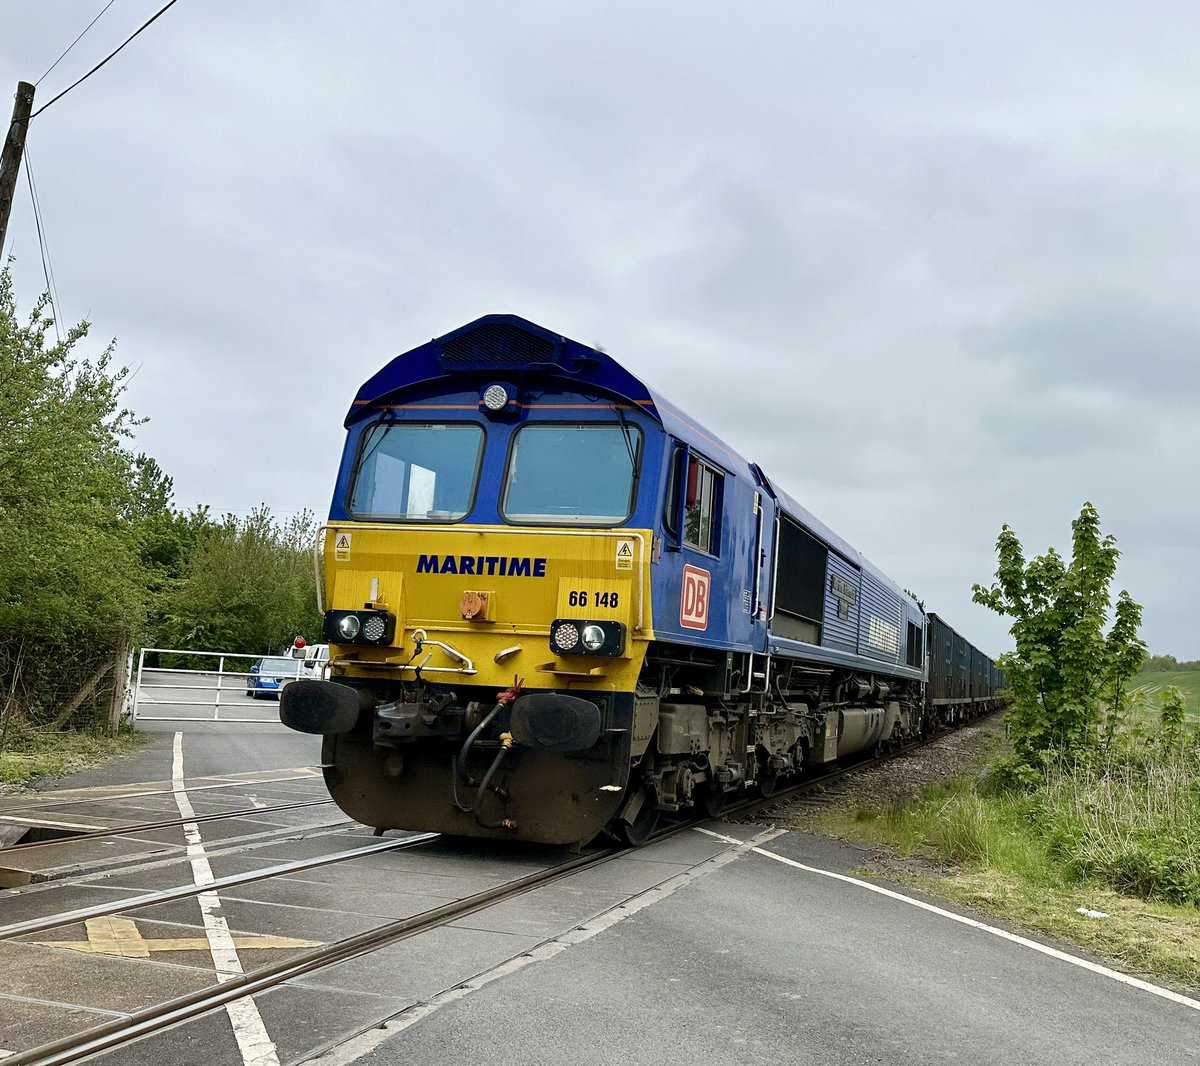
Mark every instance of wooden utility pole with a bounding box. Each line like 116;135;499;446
0;81;36;259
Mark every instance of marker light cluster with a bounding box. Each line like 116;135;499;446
478;382;521;419
549;619;626;657
323;609;396;647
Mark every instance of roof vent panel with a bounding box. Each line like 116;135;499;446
436;321;562;371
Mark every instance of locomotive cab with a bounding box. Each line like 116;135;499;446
283;316;677;844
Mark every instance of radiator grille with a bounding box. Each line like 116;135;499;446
438;322;559;369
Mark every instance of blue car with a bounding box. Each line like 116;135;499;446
245;657;301;699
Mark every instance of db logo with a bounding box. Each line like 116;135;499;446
680;565;711;631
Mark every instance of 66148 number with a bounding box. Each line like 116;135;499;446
568;590;619;608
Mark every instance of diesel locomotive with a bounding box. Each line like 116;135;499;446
280;315;1006;845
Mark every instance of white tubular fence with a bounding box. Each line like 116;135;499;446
130;647;325;724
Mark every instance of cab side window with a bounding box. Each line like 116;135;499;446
683;456;722;555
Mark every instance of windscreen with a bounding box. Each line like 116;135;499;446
502;423;641;525
349;422;484;521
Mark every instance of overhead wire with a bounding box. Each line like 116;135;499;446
36;0;119;87
31;0;183;120
23;145;65;344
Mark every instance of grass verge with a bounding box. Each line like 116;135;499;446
0;727;145;789
819;752;1200;994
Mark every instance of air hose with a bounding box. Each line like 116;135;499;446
473;733;516;830
452;676;524;814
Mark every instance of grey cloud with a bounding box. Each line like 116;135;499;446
971;299;1200;404
4;0;1200;655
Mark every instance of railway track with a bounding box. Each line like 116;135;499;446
0;715;1000;1065
11;847;641;1066
0;771;323;818
0;768;340;888
0;798;335;852
0;832;438;943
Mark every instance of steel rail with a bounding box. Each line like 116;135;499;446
0;832;440;941
0;798;335;853
0;771;322;817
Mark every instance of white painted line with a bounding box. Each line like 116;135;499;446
171;732;282;1066
0;814;107;831
751;844;1200;1012
307;826;786;1066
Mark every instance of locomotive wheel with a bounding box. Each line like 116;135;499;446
617;795;659;847
757;773;783;799
700;786;730;818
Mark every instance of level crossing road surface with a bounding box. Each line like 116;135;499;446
343;831;1197;1066
10;721;1196;1066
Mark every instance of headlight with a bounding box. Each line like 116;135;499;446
324;610;396;646
549;619;625;657
482;384;509;410
551;621;579;651
362;615;387;642
479;382;519;418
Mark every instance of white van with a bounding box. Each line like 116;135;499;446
287;640;330;678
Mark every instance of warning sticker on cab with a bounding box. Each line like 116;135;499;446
334;532;352;561
615;540;634;571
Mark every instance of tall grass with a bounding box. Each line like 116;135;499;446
850;779;1065;887
837;733;1200;906
1036;749;1200;904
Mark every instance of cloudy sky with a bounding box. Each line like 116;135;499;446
4;1;1197;659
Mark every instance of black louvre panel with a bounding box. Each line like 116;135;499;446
438;322;559;369
775;519;827;624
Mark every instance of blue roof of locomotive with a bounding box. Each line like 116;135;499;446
350;313;899;590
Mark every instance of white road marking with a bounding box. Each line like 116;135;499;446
172;732;281;1066
0;815;106;831
744;839;1200;1013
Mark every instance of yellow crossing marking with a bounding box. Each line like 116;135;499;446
33;916;321;958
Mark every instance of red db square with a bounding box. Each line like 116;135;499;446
680;565;711;631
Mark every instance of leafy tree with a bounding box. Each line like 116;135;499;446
123;454;175;522
156;506;322;656
972;502;1146;770
0;268;150;731
0;274;148;642
1157;685;1187;754
1144;653;1200;673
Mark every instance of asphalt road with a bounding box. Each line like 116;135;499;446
347;832;1199;1066
39;666;322;790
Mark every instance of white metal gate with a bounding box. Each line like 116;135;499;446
131;647;322;723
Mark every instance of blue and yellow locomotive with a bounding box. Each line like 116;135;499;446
280;315;1003;845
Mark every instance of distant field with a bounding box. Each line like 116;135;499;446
1129;670;1200;719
